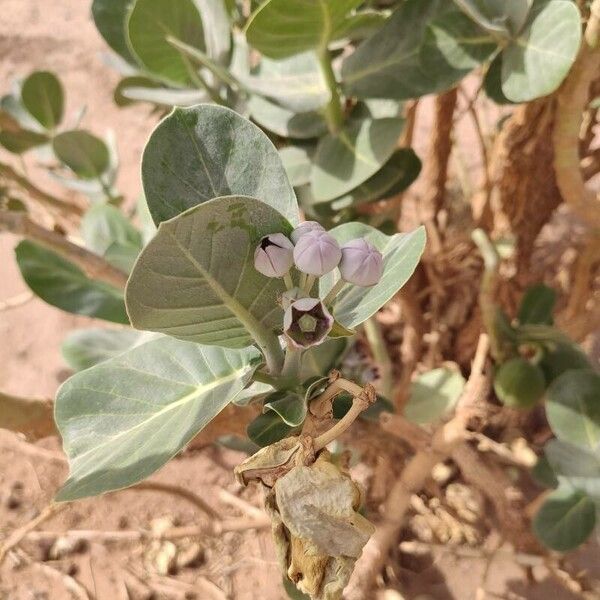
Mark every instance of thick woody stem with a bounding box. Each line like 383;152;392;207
345;334;490;600
0;211;128;289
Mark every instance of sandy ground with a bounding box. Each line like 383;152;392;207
1;2;599;599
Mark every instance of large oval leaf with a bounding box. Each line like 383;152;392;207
310;118;405;202
501;0;581;102
245;0;362;59
126;196;290;351
342;0;495;100
15;240;128;324
142;104;299;225
127;0;205;86
55;337;261;500
21;71;64;130
92;0;136;64
546;370;600;451
533;483;596;552
320;223;426;329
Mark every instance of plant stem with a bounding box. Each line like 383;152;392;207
303;274;316;295
279;345;302;385
0;211;128;289
322;278;345;306
317;48;344;134
283;272;294;290
363;317;394;399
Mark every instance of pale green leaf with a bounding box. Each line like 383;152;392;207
15;240;128;324
126;195;290;350
245;0;363;59
62;327;151;371
320;224;426;329
533;483;596;552
53;130;110;179
55;337;260;500
280;145;314;188
405;367;466;424
142;104;299;225
0;129;48;154
547;370;600;451
264;391;307;427
81;203;142;256
311;118;405;202
92;0;136;63
114;76;209;107
195;0;231;64
21;71;64;130
501;0;581;102
342;0;496;100
127;0;205;86
247;410;294;446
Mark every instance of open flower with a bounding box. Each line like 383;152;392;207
290;221;325;244
339;238;383;287
293;230;341;276
283;298;333;348
254;233;294;278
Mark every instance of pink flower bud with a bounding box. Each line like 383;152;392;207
290;220;325;244
293;230;341;276
254;233;294;278
339;238;383;287
283;297;333;348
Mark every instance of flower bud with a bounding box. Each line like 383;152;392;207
293;230;341;276
290;220;325;244
339;238;383;287
254;233;294;278
283;297;333;348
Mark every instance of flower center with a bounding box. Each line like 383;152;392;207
298;314;318;333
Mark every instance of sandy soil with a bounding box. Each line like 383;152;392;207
1;2;598;599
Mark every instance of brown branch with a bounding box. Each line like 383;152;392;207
0;162;84;219
345;334;490;599
553;0;600;226
0;391;57;440
0;211;128;289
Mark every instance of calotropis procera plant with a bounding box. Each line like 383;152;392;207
88;0;582;225
53;104;426;599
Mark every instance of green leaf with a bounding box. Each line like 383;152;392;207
327;149;422;211
127;0;205;86
405;367;466;424
533;483;596;552
264;391;307;427
62;327;150;371
247;410;295;447
341;0;496;100
245;0;362;59
501;0;581;102
532;454;559;489
53;130;110;179
332;10;388;43
92;0;136;63
141;104;299;225
539;343;592;383
104;241;142;274
245;52;330;113
81;204;142;256
0;129;49;154
1;92;45;132
195;0;231;64
248;95;327;140
15;240;128;324
546;370;600;451
55;337;260;500
126;196;290;350
483;54;517;105
280;145;314;188
518;284;556;325
300;338;348;380
20;71;64;130
545;439;600;499
453;0;532;36
320;224;426;329
311;118;405;202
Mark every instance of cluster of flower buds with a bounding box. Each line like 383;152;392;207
253;221;383;348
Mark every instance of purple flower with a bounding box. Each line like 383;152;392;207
254;233;294;278
290;221;325;244
293;230;341;276
283;298;333;348
339;238;383;287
